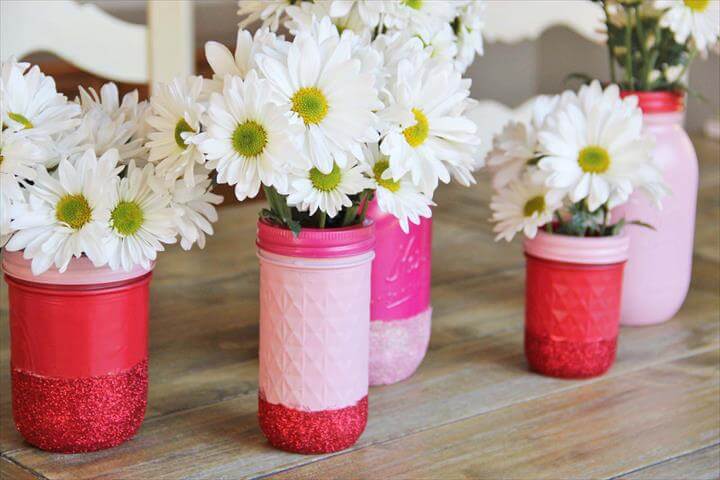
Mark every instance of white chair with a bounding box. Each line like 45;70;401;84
0;0;195;89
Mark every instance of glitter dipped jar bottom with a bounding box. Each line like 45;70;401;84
523;232;629;379
369;308;432;386
258;394;368;454
3;252;152;453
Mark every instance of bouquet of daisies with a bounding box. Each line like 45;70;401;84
237;0;485;74
165;10;482;234
598;0;719;91
488;80;668;240
0;59;221;275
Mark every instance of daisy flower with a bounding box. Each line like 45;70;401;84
255;16;381;174
0;59;80;158
197;71;302;201
105;161;178;271
379;58;480;193
364;143;432;233
1;192;23;247
655;0;720;54
169;173;222;250
537;81;658;212
146;76;206;186
0;129;45;203
287;161;373;218
237;0;295;31
454;1;486;72
384;0;458;31
5;149;120;275
490;176;561;242
328;0;392;30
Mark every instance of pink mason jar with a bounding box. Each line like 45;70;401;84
615;91;698;326
524;232;630;378
366;200;432;386
256;220;375;454
3;251;151;453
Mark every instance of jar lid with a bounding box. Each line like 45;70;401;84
2;250;153;285
524;231;629;265
256;219;375;258
620;90;684;114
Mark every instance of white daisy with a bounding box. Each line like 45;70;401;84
237;0;295;31
146;76;206;186
379;58;480;193
169;173;222;250
0;59;80;160
328;0;392;30
62;83;147;163
490;176;561;242
0;129;45;203
364;143;432;233
486;122;537;191
287;161;373;218
384;0;458;31
105;161;178;271
414;21;458;64
205;28;288;92
537;81;658;212
454;1;485;72
1;192;23;247
655;0;720;54
255;16;382;174
5;149;120;275
197;71;302;201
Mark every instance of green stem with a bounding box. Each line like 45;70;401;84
357;190;372;224
603;1;617;84
624;7;634;90
318;211;327;229
675;48;698;88
633;7;649;89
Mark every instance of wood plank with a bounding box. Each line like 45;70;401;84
615;444;720;480
0;457;43;480
268;351;720;480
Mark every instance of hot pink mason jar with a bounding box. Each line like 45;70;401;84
3;251;151;453
615;91;698;326
524;232;630;378
256;220;374;454
366;200;432;386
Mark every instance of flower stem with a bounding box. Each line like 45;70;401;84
624;7;634;90
319;211;327;229
603;1;617;84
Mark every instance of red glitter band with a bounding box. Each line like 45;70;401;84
12;359;148;453
525;331;617;379
258;394;368;454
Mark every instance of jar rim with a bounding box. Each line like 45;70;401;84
524;230;629;265
620;90;684;114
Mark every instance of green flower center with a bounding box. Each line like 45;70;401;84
403;108;430;148
56;194;92;230
174;118;195;150
373;160;400;193
232;120;268;157
309;164;342;192
523;196;546;217
578;146;610;174
404;0;423;10
8;112;33;130
111;200;145;236
684;0;709;12
291;87;329;125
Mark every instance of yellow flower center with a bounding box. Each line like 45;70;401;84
403;108;430;148
56;194;92;230
232;120;268;157
174;118;195;150
684;0;709;12
8;112;33;130
309;164;342;192
523;196;546;218
373;160;401;192
111;200;144;236
291;87;329;125
404;0;423;10
578;145;610;174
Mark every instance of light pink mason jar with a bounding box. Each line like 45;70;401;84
615;91;698;326
366;200;432;386
256;220;374;454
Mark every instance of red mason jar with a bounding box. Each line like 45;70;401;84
523;231;630;378
3;251;152;453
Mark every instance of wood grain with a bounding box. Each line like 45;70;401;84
0;136;717;478
0;457;41;480
616;444;720;480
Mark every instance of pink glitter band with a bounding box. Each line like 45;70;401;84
12;359;148;453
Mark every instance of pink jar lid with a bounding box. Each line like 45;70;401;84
620;90;684;114
256;219;375;258
2;250;153;285
524;231;629;265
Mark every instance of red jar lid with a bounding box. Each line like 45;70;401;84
256;219;375;258
620;90;684;113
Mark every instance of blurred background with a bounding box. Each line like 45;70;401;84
3;0;719;158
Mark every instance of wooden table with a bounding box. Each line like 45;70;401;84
1;136;718;479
